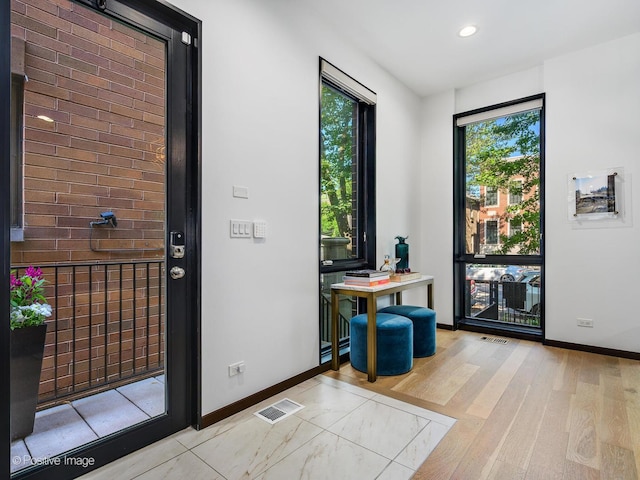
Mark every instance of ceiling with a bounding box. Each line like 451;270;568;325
296;0;640;97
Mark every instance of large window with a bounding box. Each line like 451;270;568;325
454;95;545;336
319;59;376;362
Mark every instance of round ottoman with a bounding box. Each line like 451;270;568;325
349;313;413;376
378;305;436;357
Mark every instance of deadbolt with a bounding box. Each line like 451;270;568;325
170;266;185;280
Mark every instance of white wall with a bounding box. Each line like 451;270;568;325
544;33;640;352
421;33;640;352
420;91;455;325
167;0;423;414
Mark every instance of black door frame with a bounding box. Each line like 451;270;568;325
1;0;202;478
453;94;545;342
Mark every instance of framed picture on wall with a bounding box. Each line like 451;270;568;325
568;167;627;225
574;173;616;215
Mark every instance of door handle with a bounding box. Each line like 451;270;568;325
170;266;185;280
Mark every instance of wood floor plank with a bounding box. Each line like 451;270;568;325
625;404;640;476
412;415;484;480
394;362;479;405
466;342;532;419
578;353;601;386
620;359;640;408
525;390;572;480
600;383;632;449
600;442;639;480
487;459;526;480
566;382;602;470
563;459;599;480
393;341;482;405
496;356;559;471
552;349;581;394
450;380;530;478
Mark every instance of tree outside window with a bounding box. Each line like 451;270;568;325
466;110;540;255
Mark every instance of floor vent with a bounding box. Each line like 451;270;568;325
254;398;304;424
479;336;509;344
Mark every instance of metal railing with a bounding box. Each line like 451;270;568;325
320;294;351;346
467;279;541;326
12;261;165;407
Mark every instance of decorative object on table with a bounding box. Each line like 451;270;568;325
379;254;401;274
9;266;51;441
395;235;409;270
379;254;393;273
344;269;390;286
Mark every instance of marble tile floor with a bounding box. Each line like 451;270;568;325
80;375;455;480
11;375;166;474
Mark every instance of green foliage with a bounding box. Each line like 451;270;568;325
321;85;356;238
466;111;541;254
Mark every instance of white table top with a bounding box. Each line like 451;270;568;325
331;274;434;293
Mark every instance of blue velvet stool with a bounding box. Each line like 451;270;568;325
349;313;413;376
378;305;436;357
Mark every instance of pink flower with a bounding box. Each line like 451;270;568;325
10;274;23;289
25;266;43;279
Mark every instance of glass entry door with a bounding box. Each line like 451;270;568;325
7;0;198;477
454;96;544;336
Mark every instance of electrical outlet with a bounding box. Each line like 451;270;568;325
577;318;593;328
228;361;245;376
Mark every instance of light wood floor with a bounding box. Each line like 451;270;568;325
324;329;640;480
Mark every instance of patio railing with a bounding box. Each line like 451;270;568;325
12;261;165;408
468;279;541;326
320;294;351;345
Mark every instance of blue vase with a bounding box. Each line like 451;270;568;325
395;236;409;270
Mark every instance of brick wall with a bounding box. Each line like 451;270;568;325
10;0;167;404
11;0;166;266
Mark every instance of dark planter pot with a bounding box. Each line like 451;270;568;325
10;324;47;441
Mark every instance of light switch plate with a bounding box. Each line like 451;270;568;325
233;185;249;199
230;219;252;238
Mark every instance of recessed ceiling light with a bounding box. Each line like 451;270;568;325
458;25;477;38
37;115;54;122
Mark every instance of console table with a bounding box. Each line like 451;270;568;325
330;275;434;382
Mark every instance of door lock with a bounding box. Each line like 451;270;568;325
170;266;185;280
170;231;185;259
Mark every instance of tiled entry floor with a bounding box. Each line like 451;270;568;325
80;375;455;480
11;375;165;474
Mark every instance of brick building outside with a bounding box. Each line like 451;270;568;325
10;0;167;404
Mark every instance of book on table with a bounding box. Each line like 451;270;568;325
343;274;390;286
343;278;391;287
344;269;388;278
389;272;422;282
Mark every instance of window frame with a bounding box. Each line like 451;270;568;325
318;59;376;274
484;219;499;245
509;218;523;238
10;73;24;242
453;93;545;339
484;186;499;207
509;179;524;205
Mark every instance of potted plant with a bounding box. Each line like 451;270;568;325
10;266;52;441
